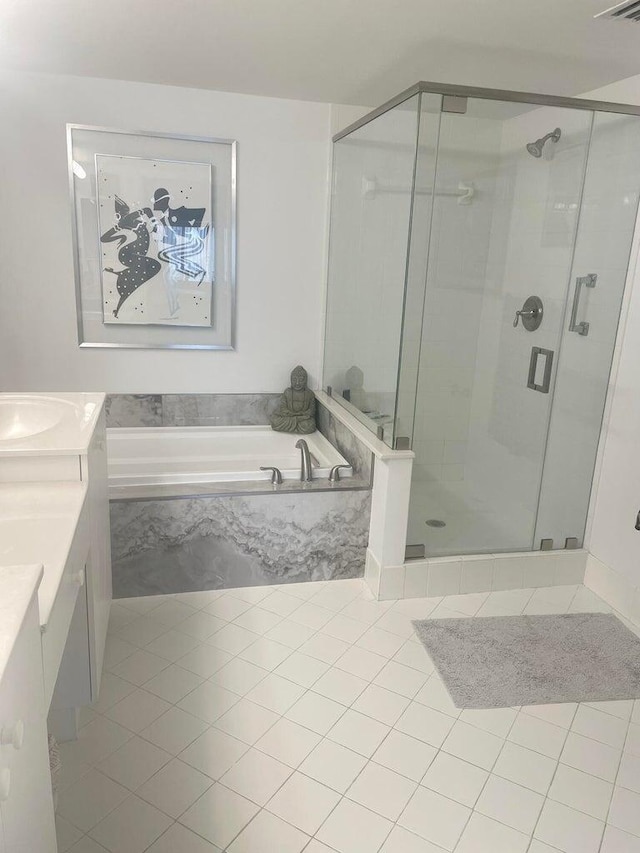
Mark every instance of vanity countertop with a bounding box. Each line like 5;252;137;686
0;564;43;683
0;392;105;456
0;482;89;628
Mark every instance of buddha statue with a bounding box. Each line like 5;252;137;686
271;365;316;434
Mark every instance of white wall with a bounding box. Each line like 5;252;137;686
582;77;640;595
0;71;331;393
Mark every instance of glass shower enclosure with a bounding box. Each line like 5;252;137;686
323;82;640;559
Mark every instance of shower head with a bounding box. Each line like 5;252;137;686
526;127;562;158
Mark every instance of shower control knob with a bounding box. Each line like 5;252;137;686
635;511;640;531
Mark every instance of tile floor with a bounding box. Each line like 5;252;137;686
55;579;640;853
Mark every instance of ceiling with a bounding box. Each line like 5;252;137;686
2;0;640;107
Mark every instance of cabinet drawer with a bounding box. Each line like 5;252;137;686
0;456;80;483
41;501;90;707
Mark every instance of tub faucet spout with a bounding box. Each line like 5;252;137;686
295;439;313;482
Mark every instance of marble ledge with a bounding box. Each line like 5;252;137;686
110;475;371;502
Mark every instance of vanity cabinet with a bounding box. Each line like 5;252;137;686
0;578;56;853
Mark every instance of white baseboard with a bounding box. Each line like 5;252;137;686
584;553;640;629
370;548;587;601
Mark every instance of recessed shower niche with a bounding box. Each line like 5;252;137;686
323;82;640;559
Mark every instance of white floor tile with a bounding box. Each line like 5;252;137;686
442;719;503;770
180;782;259;849
245;672;306;714
600;824;640;852
207;623;261;655
89;794;172;853
96;736;171;791
299;737;368;793
335;645;387;681
571;705;628;750
617;751;640;794
141;706;208;755
255;717;321;768
285;690;346;735
143;663;204;704
548;763;613;820
421;751;488;807
179;728;248;779
266;771;341;835
115;615;170;649
68;836;111;852
372;729;437;782
380;824;446;852
625;722;640;756
144;629;201;662
374;609;416;639
609;786;640;837
146;599;197;627
507;712;567;760
316;798;393;853
458;707;518;738
176;611;227;640
273;652;330;688
392;640;435;675
399;786;470;850
394;702;455;748
214;698;279;745
177;644;233;678
475;773;543;834
259;590;303;618
265;618;317;649
297;632;350;665
323;614;369;644
521;703;577;730
346;761;416;820
373;660;428;698
414;675;461;718
205;595;252;621
492;741;557;794
103;688;171;733
560;731;621;782
455;812;529;853
357;626;405;658
56;814;83;852
227;809;309;853
239;638;293;671
328;709;390;758
92;672;137;714
584;700;634;722
110;649;170;686
314;667;369;706
59;717;132;768
146;822;222;852
534;799;604;853
177;681;240;724
209;657;269;696
220;748;292;806
137;758;213;819
288;601;334;630
352;684;410;726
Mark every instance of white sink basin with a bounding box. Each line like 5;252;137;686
0;396;75;441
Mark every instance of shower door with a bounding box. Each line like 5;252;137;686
404;96;595;557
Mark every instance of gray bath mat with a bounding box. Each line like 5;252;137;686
412;613;640;709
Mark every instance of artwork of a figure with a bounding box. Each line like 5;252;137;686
97;155;214;327
100;196;161;319
271;366;316;434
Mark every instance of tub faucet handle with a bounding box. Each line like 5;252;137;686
260;466;283;485
329;464;351;482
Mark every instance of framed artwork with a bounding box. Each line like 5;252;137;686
67;125;236;349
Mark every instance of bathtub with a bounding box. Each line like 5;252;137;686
107;425;352;489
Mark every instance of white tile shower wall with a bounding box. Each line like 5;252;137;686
0;70;331;393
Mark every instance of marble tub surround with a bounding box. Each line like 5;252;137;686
317;399;373;483
105;393;281;428
111;490;371;597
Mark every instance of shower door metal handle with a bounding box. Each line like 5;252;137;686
527;347;554;393
568;273;597;336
